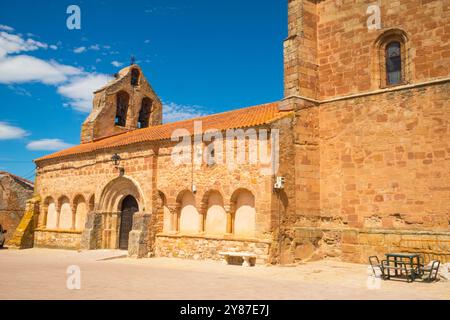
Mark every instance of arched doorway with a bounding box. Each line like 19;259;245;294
119;195;139;250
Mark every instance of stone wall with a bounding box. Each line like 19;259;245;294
155;131;276;240
280;0;450;265
292;227;450;264
284;0;319;99
316;0;450;99
34;144;155;251
35;119;283;259
319;82;450;231
0;173;33;242
155;234;271;264
7;197;40;249
280;81;450;264
35;146;154;210
34;229;82;250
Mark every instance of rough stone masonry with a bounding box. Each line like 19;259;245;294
0;172;33;243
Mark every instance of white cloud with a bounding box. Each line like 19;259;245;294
26;139;73;151
162;102;208;123
0;29;110;112
7;85;32;97
0;122;28;140
0;29;113;114
0;55;81;84
0;29;79;85
57;74;111;112
73;46;86;54
111;60;123;67
0;31;48;57
0;25;14;32
73;44;104;53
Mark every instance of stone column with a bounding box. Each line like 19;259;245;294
199;203;207;234
171;211;178;232
170;205;179;233
80;211;103;250
128;212;152;258
71;203;76;231
56;205;61;230
225;205;232;235
101;212;108;248
111;212;120;248
173;204;181;232
37;204;47;229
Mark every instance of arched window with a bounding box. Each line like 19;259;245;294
58;196;72;230
231;189;256;237
131;68;140;86
177;190;200;234
45;197;57;229
204;191;226;235
138;97;152;128
115;91;129;126
73;195;87;231
386;41;402;85
374;29;409;88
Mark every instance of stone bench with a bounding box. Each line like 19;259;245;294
219;251;257;267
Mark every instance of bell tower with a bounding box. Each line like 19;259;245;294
280;0;319;111
80;65;163;143
280;0;321;227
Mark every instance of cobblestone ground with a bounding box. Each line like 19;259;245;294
0;248;448;300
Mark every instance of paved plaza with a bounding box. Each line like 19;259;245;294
0;248;448;300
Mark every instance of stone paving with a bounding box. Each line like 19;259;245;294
0;248;448;300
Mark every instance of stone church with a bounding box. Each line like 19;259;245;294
13;0;450;264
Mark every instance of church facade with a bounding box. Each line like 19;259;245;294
27;0;449;264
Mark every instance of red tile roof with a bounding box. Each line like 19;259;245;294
36;101;289;162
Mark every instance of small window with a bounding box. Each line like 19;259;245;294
138;97;152;128
115;91;129;126
385;41;402;85
131;69;140;86
205;142;216;166
374;29;409;88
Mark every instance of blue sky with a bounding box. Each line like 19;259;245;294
0;0;286;180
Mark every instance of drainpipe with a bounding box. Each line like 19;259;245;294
273;176;285;264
